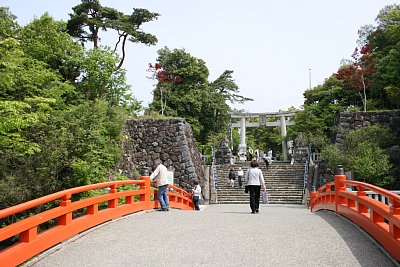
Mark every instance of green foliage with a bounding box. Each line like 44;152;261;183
0;7;19;39
344;125;395;149
347;143;393;187
296;75;358;138
0;98;55;157
321;126;394;188
0;5;142;213
353;4;400;110
0;37;75;105
48;101;126;187
385;85;400;109
20;13;84;84
320;144;347;171
77;47;119;100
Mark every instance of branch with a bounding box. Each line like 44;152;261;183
114;31;123;52
115;33;128;71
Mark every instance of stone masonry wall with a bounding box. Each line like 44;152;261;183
117;118;204;189
334;110;400;162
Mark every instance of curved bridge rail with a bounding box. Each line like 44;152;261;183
0;176;193;267
310;173;400;261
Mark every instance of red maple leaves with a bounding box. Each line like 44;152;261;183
336;44;375;92
147;63;182;84
335;44;376;111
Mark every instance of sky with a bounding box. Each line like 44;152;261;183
2;0;398;113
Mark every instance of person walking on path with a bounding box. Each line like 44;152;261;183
192;181;202;211
237;167;244;188
265;148;272;169
245;160;267;214
150;159;170;211
267;148;273;162
229;169;236;187
276;151;280;161
254;148;259;161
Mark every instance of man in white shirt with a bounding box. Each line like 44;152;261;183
150;159;170;211
192;181;202;211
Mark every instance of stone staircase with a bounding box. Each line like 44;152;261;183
215;161;305;204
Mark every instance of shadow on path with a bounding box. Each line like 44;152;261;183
315;210;399;267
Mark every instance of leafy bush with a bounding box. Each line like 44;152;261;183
321;125;394;188
320;144;347;171
344;125;395;150
348;142;393;187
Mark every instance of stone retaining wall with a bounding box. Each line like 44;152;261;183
117;118;204;189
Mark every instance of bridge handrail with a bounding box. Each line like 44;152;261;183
0;176;194;267
0;180;146;220
310;174;400;262
343;180;400;201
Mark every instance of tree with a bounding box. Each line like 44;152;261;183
67;0;159;70
355;4;400;110
0;7;19;40
336;44;376;112
150;47;210;138
348;143;392;187
77;47;120;100
294;75;355;146
147;63;182;115
208;70;253;133
149;47;252;145
20;13;84;84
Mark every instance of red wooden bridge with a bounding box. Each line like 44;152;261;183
1;174;399;266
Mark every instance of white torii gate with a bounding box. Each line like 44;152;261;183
230;111;296;161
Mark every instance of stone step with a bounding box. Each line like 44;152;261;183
217;197;304;203
215;162;305;205
217;192;303;196
218;200;303;204
218;200;303;205
217;187;304;191
217;182;304;185
217;187;303;191
217;194;303;198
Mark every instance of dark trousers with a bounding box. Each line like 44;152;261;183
193;196;200;210
249;185;261;212
238;176;243;187
264;159;269;170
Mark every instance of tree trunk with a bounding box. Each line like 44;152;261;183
160;87;164;115
115;34;128;71
93;26;99;49
361;73;367;112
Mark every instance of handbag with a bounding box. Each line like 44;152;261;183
262;191;269;204
244;185;249;193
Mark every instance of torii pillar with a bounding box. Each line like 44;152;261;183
238;117;247;161
280;115;288;161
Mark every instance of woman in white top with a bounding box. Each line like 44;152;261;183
246;160;267;214
192;181;202;211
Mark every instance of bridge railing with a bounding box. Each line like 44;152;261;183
0;176;194;267
310;172;400;262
